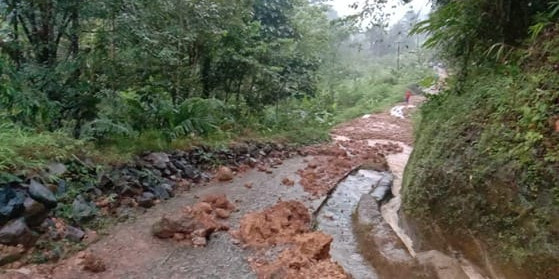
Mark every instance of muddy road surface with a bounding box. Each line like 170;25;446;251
2;95;488;279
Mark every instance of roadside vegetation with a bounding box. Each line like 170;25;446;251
0;0;430;173
402;1;559;278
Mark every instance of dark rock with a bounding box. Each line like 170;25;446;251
161;184;174;196
166;163;178;174
28;180;57;208
120;185;142;197
173;161;199;179
163;169;172;176
56;180;67;196
72;196;97;222
87;187;103;197
98;175;113;189
150;184;171;200
64;226;85;242
0;218;37;247
144;152;170;169
137;192;155;208
22;197;47;227
0;188;25;226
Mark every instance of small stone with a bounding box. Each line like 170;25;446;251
28;180;57;208
192;236;207;247
281;178;295;186
0;218;36;247
64;226;85;242
151;184;171;200
214;208;231;219
244;182;253;189
72;196;97;222
137;192;155;208
216;166;234;181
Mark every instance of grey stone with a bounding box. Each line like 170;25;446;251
72;196;97;222
0;188;25;226
64;225;85;242
144;152;170;169
28;180;57;208
151;184;171;200
0;218;37;247
47;163;67;176
137;192;155;208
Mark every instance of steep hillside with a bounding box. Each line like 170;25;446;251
402;35;559;278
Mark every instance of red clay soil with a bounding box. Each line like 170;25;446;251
332;112;414;145
151;194;234;247
237;202;349;279
250;232;348;279
297;141;403;196
236;201;311;247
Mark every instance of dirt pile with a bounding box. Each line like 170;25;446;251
332;112;414;145
250;232;348;279
238;202;348;279
216;166;234;181
151;194;234;247
236;201;310;247
78;252;106;273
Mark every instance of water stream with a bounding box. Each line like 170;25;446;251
315;169;385;279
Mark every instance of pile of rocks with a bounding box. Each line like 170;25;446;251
0;140;295;266
0;179;60;264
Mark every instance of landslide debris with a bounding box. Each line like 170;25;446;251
237;201;310;247
151;194;234;247
236;201;349;279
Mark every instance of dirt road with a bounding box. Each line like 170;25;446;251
3;96;429;279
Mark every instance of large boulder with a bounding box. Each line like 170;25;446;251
0;218;37;247
28;180;57;208
0;188;25;226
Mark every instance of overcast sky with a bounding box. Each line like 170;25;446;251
328;0;431;25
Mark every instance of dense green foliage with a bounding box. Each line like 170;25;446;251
403;1;559;277
0;1;430;171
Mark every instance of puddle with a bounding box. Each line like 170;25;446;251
315;169;385;279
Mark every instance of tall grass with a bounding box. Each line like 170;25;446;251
0;122;84;172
